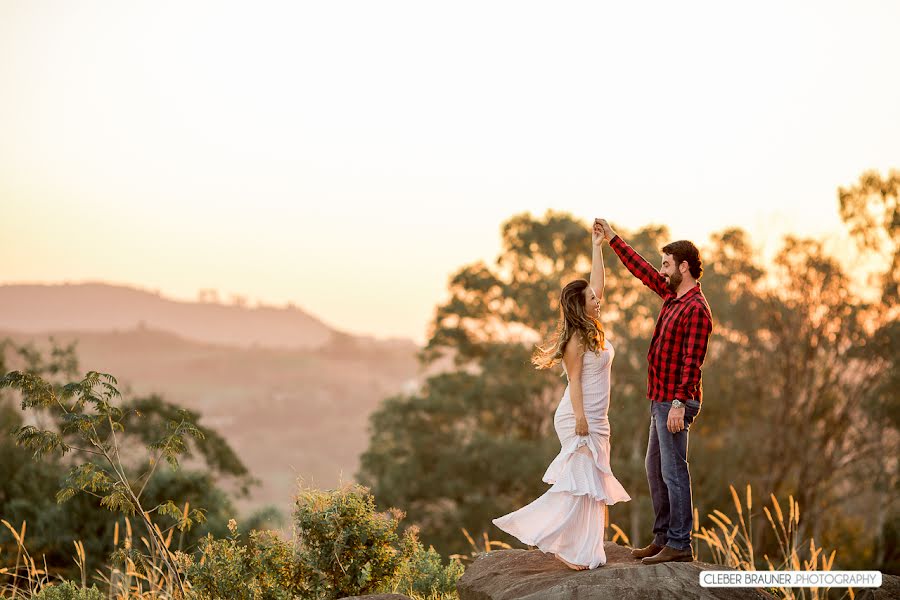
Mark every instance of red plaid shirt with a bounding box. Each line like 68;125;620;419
609;235;714;403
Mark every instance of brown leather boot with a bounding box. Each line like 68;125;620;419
631;542;664;559
641;545;694;564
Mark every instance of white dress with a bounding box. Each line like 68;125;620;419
492;341;631;569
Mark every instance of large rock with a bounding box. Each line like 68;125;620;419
856;574;900;600
457;543;775;600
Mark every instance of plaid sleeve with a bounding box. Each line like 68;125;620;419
609;235;668;298
676;303;713;400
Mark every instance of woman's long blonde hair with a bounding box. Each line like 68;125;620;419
532;279;605;370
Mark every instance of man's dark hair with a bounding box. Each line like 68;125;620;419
661;240;703;279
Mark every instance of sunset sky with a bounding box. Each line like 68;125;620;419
2;1;899;342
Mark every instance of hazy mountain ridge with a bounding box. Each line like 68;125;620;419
0;282;421;516
0;282;346;349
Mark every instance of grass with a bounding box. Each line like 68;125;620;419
693;485;851;600
1;484;860;600
1;513;462;600
2;515;182;600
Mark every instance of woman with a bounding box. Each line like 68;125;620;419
492;223;630;570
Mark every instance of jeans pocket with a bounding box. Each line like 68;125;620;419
684;400;701;426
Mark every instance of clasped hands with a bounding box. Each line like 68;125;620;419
592;218;616;245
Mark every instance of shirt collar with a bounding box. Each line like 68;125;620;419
671;282;701;303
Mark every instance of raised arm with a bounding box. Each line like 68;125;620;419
595;218;669;299
562;337;589;436
590;222;605;299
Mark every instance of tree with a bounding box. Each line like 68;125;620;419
0;339;260;582
359;200;897;571
709;238;879;533
358;212;678;554
838;169;900;572
838;168;899;307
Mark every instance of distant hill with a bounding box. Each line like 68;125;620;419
0;326;420;518
0;282;422;517
0;282;340;349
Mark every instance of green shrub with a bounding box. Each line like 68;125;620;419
392;526;464;597
32;581;104;600
294;483;403;599
180;526;304;600
182;484;464;600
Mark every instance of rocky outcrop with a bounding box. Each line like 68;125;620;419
457;542;774;600
856;574;900;600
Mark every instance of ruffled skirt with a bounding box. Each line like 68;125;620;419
492;433;630;569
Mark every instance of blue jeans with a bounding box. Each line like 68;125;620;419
646;399;701;551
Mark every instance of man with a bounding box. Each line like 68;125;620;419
595;218;713;564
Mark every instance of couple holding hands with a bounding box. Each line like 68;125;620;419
493;218;714;570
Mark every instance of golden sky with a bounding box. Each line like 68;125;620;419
2;1;899;342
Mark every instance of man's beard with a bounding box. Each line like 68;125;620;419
666;270;683;293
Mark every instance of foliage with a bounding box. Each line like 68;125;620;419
180;526;304;600
293;483;405;598
837;169;900;573
182;484;463;600
0;367;208;595
391;528;464;597
838;168;899;306
697;233;890;553
31;581;104;600
0;340;261;579
2;342;462;598
121;394;254;490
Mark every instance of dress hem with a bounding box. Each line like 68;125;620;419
490;519;607;570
